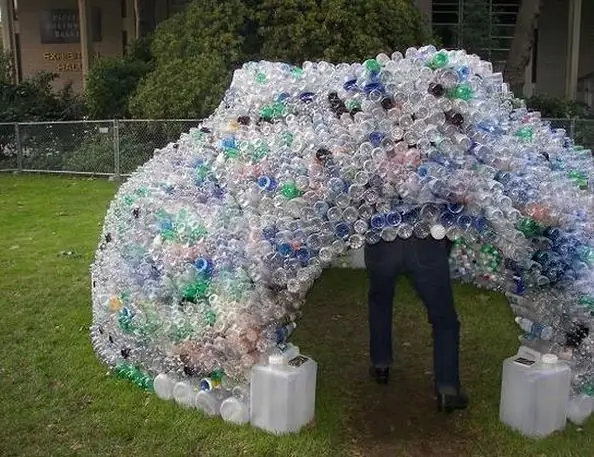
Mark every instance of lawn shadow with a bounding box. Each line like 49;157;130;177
298;268;480;457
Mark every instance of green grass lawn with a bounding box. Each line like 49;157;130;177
2;174;594;457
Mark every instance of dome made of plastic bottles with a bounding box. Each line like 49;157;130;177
91;45;594;398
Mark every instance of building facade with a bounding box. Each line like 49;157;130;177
416;0;592;106
0;0;191;91
0;0;591;107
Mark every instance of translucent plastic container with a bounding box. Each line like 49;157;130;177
250;353;317;434
195;390;227;416
172;380;197;408
499;353;572;438
220;396;250;424
567;394;594;425
153;373;175;400
220;384;250;425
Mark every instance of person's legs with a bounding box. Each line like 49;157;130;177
405;237;461;393
364;240;402;371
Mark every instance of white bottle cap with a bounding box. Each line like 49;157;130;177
268;354;285;365
541;353;558;364
430;224;446;240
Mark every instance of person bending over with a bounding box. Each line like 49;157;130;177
364;235;468;414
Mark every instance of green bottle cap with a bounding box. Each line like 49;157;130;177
364;59;381;74
280;182;301;199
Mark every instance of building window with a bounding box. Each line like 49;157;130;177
432;0;461;49
432;0;520;72
121;0;127;18
122;30;128;51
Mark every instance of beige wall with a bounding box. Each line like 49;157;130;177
18;0;124;91
533;0;594;97
534;0;569;98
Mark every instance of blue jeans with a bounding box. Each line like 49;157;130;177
364;237;461;390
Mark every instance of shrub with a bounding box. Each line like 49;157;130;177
84;38;154;119
129;0;432;119
525;93;592;119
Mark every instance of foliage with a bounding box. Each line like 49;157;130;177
61;132;148;174
526;93;592;119
0;70;85;122
0;51;14;84
252;0;430;64
84;38;154;119
129;0;249;119
460;0;494;58
129;0;432;119
0;67;85;165
84;57;152;119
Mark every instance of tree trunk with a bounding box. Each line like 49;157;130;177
503;0;542;96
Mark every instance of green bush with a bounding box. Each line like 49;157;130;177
0;70;85;122
85;57;153;119
84;38;154;119
62;133;145;174
253;0;429;64
526;93;592;119
129;0;432;119
129;0;249;119
0;62;85;164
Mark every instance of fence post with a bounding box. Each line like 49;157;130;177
15;123;23;173
570;118;576;140
113;119;121;181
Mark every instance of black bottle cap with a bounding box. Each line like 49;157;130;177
316;148;332;162
429;83;446;97
445;110;464;127
381;97;395;110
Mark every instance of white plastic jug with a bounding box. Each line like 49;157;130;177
250;353;317;434
499;353;572;438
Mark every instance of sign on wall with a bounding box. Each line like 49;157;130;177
40;8;102;44
42;51;102;73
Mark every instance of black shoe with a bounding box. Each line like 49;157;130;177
369;366;389;384
436;386;468;413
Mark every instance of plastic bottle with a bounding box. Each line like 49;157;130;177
567;394;594;425
515;317;554;341
220;384;250;425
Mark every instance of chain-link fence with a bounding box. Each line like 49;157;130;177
0;119;203;178
0;118;593;178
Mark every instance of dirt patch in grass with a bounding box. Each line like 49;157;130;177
303;270;480;457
